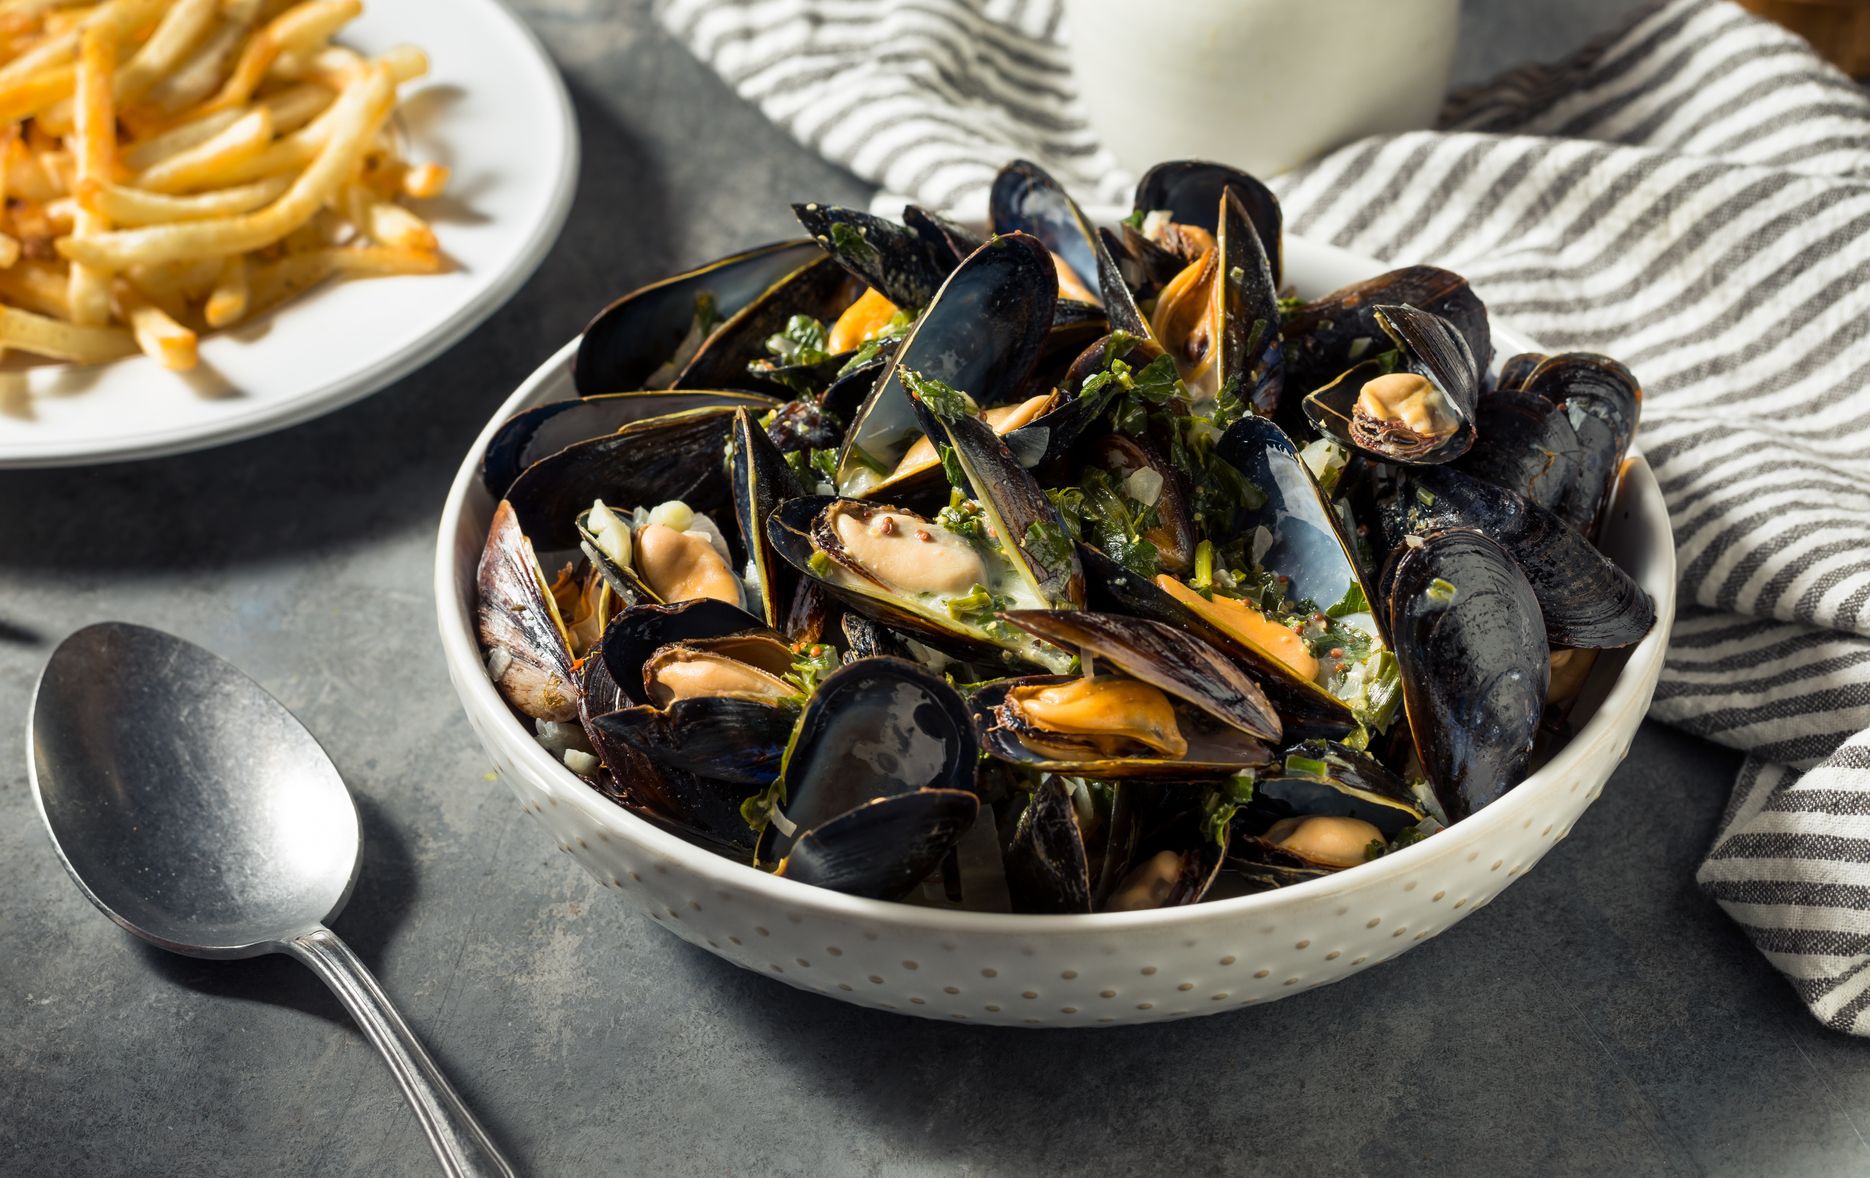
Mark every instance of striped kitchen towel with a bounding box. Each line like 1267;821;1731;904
659;0;1870;1032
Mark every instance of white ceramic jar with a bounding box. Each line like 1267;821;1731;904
1060;0;1461;177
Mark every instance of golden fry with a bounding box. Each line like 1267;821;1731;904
247;242;440;313
0;303;136;362
67;19;114;326
119;105;244;171
59;63;392;270
204;252;245;326
113;280;198;369
82;173;291;224
0;258;74;317
133;105;272;193
401;162;448;200
202;0;360;114
114;0;221;104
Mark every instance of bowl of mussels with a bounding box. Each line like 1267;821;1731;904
436;159;1675;1026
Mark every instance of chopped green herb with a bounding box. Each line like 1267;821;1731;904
807;550;833;577
1192;539;1215;590
1122;209;1146;230
935;497;987;542
936;441;966;490
899;367;977;421
781;446;840;490
1224;770;1257;803
1427;577;1458;603
763;314;831;366
1325;583;1368;618
1284;754;1330;778
1415;486;1437;507
786;642;842;696
945;583;1008;625
1363;838;1388;863
1023;519;1074;573
739;776;787;831
1277;294;1306;318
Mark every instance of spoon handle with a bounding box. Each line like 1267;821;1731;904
287;927;517;1178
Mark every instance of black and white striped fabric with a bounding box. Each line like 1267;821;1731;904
660;0;1870;1033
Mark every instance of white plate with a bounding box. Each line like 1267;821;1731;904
435;233;1677;1027
0;0;577;469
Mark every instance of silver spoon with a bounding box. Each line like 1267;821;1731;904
28;622;515;1178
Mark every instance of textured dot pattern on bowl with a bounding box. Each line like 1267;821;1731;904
435;235;1675;1028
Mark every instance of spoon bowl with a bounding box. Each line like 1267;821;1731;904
31;622;359;958
29;623;513;1178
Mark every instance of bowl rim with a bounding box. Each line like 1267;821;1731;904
434;235;1677;935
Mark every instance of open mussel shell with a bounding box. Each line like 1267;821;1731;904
673;253;858;393
477;501;578;722
907;392;1085;610
1000;776;1138;914
765;496;1072;672
1133;159;1283;286
975;675;1275;778
729;408;806;630
482;391;778;499
1000;610;1281;741
1303;304;1481;464
1149;187;1282;412
1248;740;1424;839
575;239;822;395
1377;465;1655;648
1217;415;1375;616
1102;794;1228;911
1077;544;1358;742
758;658;980;900
1455;391;1594;532
1520;353;1642;540
1086;432;1196;573
835;232;1057;498
990;159;1104;316
1280;266;1492;413
1389;530;1549;822
505;405;739;553
793;202;951;310
1497;351;1548;392
597;597;776;704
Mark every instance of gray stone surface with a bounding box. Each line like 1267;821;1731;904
8;2;1870;1175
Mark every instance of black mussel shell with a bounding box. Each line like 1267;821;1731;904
780;790;981;899
1077;544;1358;742
759;658;980;899
1104;222;1188;298
1225;842;1338;892
1103;796;1227;911
1303;305;1481;465
1455;391;1593;531
482;391;778;499
998;610;1281;741
1389;530;1548;821
1216;415;1375;616
842;612;915;660
763;398;843;455
729;408;806;630
1376;465;1654;648
598;598;774;706
1249;740;1424;839
990;159;1103;312
592;697;794;787
505;406;739;554
793;202;951;311
820;344;895;426
477;501;578;722
1520;353;1642;541
1281;266;1492;414
575;239;822;396
903;204;984;268
835;232;1056;498
1133;159;1283;287
1217;187;1283;416
674;254;858;393
1086;432;1196;574
1002;774;1094;913
1496;351;1548;392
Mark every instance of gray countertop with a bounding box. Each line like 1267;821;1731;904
8;2;1870;1175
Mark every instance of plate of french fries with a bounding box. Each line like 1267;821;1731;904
0;0;576;467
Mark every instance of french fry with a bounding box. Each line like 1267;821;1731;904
0;303;136;362
119;105;243;171
132;105;272;193
339;179;436;252
200;0;359;115
203;251;244;325
113;0;220;104
128;255;225;299
400;161;447;200
135;18;247;118
0;258;75;317
113;279;198;369
0;231;21;269
259;79;330;132
67;19;114;326
0;63;73;122
81;172;290;224
246;242;439;314
59;63;392;270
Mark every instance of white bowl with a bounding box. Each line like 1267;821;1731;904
434;235;1676;1027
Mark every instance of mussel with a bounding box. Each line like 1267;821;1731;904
1279;266;1492;406
1247;740;1424;839
477;501;579;723
975;611;1280;777
755;658;980;900
1389;530;1549;821
1303;304;1480;464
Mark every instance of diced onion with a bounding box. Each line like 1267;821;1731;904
562;749;599;775
1124;466;1164;507
587;499;633;568
648;500;694;531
